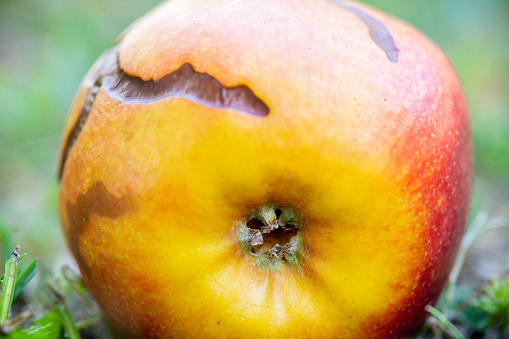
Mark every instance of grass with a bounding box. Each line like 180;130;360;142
0;247;112;338
418;212;509;338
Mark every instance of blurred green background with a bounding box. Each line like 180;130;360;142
0;0;508;306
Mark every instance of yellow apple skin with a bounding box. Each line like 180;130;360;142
58;0;472;338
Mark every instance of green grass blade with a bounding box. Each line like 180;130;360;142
57;305;80;339
426;305;465;339
4;309;63;339
13;258;37;301
0;246;22;324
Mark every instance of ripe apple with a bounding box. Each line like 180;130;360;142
57;0;472;337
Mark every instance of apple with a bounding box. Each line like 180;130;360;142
57;0;472;337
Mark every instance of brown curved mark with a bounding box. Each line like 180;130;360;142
59;79;104;180
66;181;135;278
58;47;269;179
104;56;270;115
329;0;399;63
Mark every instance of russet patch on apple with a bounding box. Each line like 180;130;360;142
58;0;472;337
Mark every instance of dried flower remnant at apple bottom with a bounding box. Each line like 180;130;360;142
238;205;304;268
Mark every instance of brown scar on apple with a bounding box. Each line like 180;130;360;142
66;181;135;278
329;0;399;63
58;47;269;180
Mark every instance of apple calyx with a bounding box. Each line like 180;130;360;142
238;205;304;269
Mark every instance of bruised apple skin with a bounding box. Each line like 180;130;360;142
57;0;472;338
